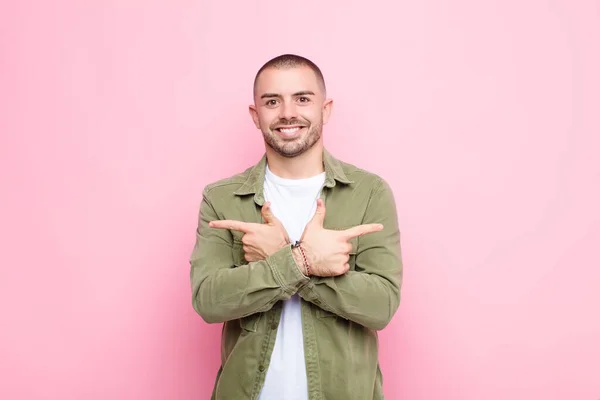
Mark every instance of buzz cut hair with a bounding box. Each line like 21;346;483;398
253;54;327;96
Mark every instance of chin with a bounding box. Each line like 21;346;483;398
264;129;321;158
276;140;321;158
273;145;307;158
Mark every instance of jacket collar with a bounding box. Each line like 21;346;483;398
233;148;353;203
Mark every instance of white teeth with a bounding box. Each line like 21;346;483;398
280;127;300;134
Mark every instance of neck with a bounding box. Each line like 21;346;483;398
265;143;325;179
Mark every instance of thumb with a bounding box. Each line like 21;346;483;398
261;201;278;225
308;198;326;227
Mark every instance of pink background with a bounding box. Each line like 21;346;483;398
1;1;599;399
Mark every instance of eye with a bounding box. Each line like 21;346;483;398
297;97;310;103
265;99;278;106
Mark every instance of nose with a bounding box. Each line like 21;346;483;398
279;100;297;120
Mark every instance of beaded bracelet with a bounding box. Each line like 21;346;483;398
292;241;311;276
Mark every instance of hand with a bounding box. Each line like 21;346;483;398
296;199;383;277
209;202;290;262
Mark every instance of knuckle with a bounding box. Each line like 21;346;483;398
244;253;251;261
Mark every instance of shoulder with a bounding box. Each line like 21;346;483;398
336;158;392;194
201;166;253;198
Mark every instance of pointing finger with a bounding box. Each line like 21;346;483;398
209;220;254;233
341;223;384;240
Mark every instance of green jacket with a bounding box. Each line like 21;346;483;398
190;149;403;399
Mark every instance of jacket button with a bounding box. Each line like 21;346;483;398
258;365;265;372
271;322;278;330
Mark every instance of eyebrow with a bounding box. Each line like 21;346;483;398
260;91;316;99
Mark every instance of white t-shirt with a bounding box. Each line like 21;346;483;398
258;165;326;400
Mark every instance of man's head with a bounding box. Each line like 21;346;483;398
249;54;332;158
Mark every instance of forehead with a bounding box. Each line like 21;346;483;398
254;66;323;96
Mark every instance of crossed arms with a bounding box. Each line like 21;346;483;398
190;179;402;330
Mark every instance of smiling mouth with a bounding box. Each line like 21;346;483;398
275;126;305;134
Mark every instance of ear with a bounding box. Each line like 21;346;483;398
248;105;260;129
322;98;333;125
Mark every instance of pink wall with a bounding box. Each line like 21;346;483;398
1;1;599;399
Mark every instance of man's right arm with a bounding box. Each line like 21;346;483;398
190;189;309;323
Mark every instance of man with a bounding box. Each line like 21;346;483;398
190;54;403;400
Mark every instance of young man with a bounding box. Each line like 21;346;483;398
190;54;403;400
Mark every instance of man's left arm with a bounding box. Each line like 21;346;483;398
298;179;403;330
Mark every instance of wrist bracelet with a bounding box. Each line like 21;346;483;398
292;241;311;276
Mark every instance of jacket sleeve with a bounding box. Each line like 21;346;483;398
190;189;310;323
298;178;403;330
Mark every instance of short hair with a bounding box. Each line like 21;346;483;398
253;54;326;96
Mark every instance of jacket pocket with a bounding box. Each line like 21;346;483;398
316;308;338;319
239;312;261;332
348;252;357;270
340;234;358;270
231;241;246;266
